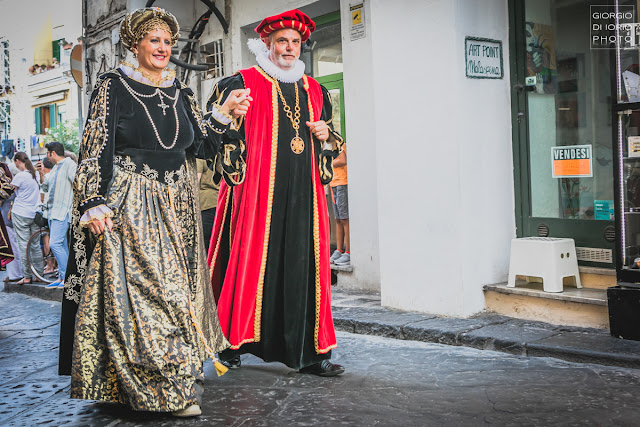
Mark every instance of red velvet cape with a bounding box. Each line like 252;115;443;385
208;66;337;354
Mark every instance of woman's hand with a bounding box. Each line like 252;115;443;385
88;216;113;235
220;88;253;119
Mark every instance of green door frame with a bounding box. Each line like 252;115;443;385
316;74;346;140
508;0;615;267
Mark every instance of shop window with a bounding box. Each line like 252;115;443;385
302;15;342;78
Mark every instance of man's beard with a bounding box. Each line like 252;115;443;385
274;53;298;69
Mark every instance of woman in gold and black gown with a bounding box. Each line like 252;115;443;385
57;8;241;416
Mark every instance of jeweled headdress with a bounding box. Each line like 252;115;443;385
119;7;180;51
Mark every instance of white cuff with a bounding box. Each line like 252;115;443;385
210;105;233;125
79;205;114;227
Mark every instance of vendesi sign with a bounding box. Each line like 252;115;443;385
465;37;503;79
551;144;593;178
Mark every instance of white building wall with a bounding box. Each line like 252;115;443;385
338;0;381;290
364;0;515;316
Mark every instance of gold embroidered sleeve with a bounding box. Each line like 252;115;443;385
75;76;117;215
0;170;14;200
318;85;344;184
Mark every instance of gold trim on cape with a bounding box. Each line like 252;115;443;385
303;75;325;354
252;66;280;344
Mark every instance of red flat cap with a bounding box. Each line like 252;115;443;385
255;9;316;42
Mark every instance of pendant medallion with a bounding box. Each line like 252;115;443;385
291;136;304;154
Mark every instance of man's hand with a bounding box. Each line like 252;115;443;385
88;217;113;235
220;88;253;119
306;120;330;142
35;161;44;178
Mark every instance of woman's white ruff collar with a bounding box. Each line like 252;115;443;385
118;63;175;87
248;38;305;83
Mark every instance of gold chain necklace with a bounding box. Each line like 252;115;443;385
134;66;175;87
274;80;304;154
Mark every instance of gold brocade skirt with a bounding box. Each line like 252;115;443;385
70;163;228;412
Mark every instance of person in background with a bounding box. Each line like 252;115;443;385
0;163;20;282
36;157;55;276
4;156;19;177
329;143;350;266
196;158;219;254
10;152;43;285
0;164;14;271
40;142;76;289
64;151;78;163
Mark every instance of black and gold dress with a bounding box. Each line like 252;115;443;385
58;67;230;412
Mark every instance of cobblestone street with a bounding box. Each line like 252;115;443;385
3;283;640;426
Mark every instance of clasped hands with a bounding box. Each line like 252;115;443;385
219;88;330;141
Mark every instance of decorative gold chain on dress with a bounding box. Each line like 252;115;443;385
274;80;304;154
134;66;175;87
119;77;180;150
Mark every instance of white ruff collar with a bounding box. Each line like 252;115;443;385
248;38;305;83
118;63;175;88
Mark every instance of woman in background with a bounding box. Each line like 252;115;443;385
0;162;20;282
10;152;42;284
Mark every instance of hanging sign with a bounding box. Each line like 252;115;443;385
350;2;365;41
465;37;503;79
552;144;593;178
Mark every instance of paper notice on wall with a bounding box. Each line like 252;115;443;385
350;2;365;41
551;144;593;178
595;200;614;220
629;136;640;158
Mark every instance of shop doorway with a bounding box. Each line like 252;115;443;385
510;0;616;266
303;11;346;250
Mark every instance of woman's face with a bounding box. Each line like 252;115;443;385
14;159;24;171
133;29;172;75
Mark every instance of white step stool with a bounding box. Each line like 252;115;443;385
507;237;582;293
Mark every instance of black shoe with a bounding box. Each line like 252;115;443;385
221;356;241;369
299;360;345;377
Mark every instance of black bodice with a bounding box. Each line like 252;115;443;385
113;72;195;154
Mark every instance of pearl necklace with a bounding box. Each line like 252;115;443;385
119;77;181;150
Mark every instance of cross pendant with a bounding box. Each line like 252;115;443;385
158;98;169;115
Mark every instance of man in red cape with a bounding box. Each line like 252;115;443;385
206;9;345;376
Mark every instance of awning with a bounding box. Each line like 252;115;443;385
32;91;66;107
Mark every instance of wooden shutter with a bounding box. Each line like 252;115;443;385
35;107;42;134
49;104;57;128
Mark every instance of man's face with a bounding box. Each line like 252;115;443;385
265;29;302;70
46;150;57;165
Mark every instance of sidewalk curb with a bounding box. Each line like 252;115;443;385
331;300;640;371
4;282;63;302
